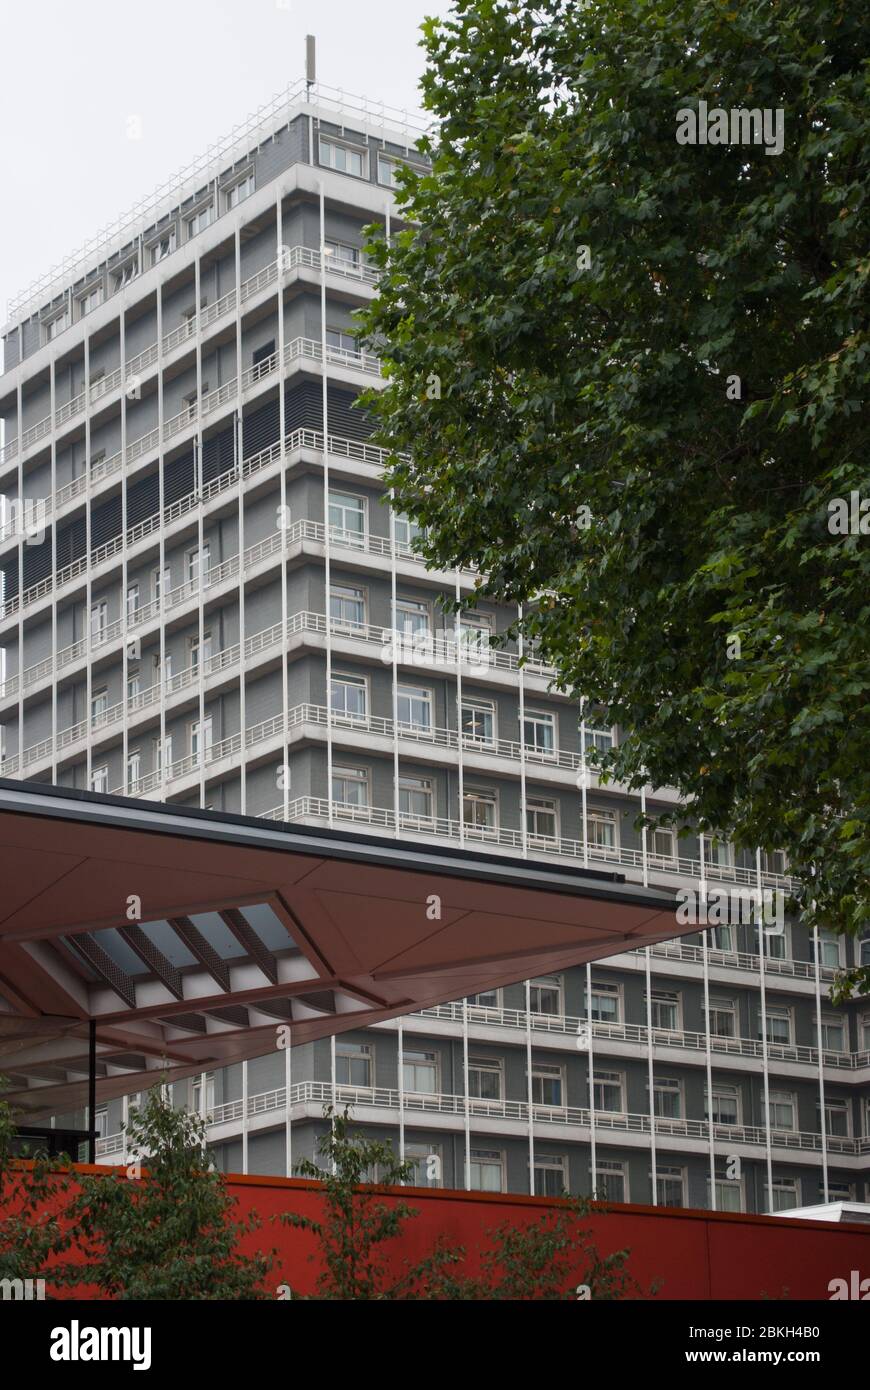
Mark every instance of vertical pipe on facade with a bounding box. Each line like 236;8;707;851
156;285;167;800
586;962;597;1197
46;374;56;784
518;603;528;859
13;379;23;781
525;978;535;1194
121;1093;129;1167
755;848;774;1209
285;1038;293;1179
195;253;206;808
398;1017;405;1168
699;832;716;1210
580;698;589;868
330;1032;337;1173
120;310;128;796
385;207;399;841
234;226;246;815
812;920;829;1202
641;789;657;1203
276;193;290;823
318;184;334;827
454;577;464;847
242;1058;249;1175
462;998;471;1189
83;335;92;792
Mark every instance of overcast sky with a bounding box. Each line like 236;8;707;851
0;0;451;322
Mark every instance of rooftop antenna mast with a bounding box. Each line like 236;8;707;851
305;34;316;99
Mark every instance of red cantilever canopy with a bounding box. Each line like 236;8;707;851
0;780;687;1120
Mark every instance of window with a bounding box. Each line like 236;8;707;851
398;776;433;819
585;980;620;1024
820;1014;846;1053
860;937;870;967
319;137;366;178
397;684;432;732
523;710;556;757
335;1040;372;1087
45;309;70;341
127;750;141;788
862;1013;870;1050
90;600;108;643
91;687;109;723
191;1072;215;1114
394;513;425;551
395;598;429;637
467;988;500;1009
656;1166;686;1209
651;826;676;861
332;766;368;807
759;849;788;876
760;1004;792;1047
326;326;357;355
594;1159;627;1203
251;339;276;379
705;1084;739;1126
154;651;173;682
78;283;103;317
189;631;213;672
90;765;109;794
762;1090;796;1131
377;154;402;187
823;1181;855;1202
707;1177;742;1212
152;565;171;602
187;204;213;238
114;258;138;290
583;726;614;757
468;1057;502;1102
704;997;737;1039
810;932;841;969
328;490;365;544
126;584;139;619
709;924;735;952
150;228;177;264
530;1062;563;1107
330;584;365;629
526;797;557;842
94;1106;108;1139
404;1142;442;1188
708;836;733;867
592;1069;624;1113
461;698;494;746
762;925;788;961
225;172;254;209
127;669;140;702
186;545;211;583
324;239;361;269
529;976;562;1016
818;1098;851;1137
463;789;497;832
650;1076;682;1119
330;674;367;721
191;716;213;759
534;1155;567;1197
153;735;173;774
403;1049;438;1094
765;1179;799;1213
647;990;680;1031
587;807;617;852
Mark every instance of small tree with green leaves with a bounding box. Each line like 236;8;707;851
0;1079;73;1294
52;1085;274;1300
279;1106;460;1299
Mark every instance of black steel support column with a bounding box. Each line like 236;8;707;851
88;1019;96;1164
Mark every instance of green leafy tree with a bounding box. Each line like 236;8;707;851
0;1080;72;1293
360;0;870;995
52;1085;274;1300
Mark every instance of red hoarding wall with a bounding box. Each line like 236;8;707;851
8;1163;870;1300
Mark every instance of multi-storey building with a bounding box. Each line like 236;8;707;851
1;81;867;1215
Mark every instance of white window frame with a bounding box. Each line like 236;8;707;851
187;203;214;238
461;696;495;746
585;979;621;1025
329;583;366;630
331;765;370;809
319;136;367;179
529;975;563;1017
523;708;557;759
468;1056;503;1103
593;1158;628;1203
592;1068;625;1114
224;170;255;210
763;1089;797;1132
705;1083;741;1127
328;489;367;546
587;806;619;854
149;227;177;265
330;673;368;722
90;765;109;794
78;283;104;318
398;775;434;820
529;1061;564;1108
526;796;558;843
462;787;498;834
396;683;433;734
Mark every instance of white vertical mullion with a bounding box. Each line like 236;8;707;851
518;603;527;858
14;377;24;781
46;374;56;784
318;185;333;827
284;1040;292;1178
234;226;246;814
195;252;206;808
119;310;128;794
241;1058;248;1175
812;921;829;1202
525;979;535;1194
277;191;290;822
83;337;92;791
156;287;167;798
462;999;471;1189
641;787;657;1204
330;1032;337;1173
700;832;716;1209
389;494;399;834
454;577;464;846
398;1018;405;1169
586;960;596;1195
579;698;588;867
755;848;774;1208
